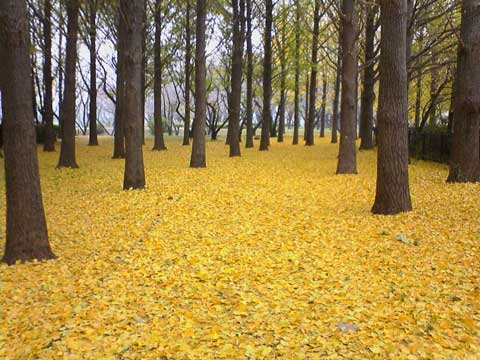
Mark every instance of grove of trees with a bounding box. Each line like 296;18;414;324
0;0;479;264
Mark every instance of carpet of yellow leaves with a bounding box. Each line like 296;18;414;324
1;136;479;359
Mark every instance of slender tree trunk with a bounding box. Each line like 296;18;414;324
331;42;341;144
320;72;327;137
359;4;376;150
88;0;98;146
121;0;146;189
293;0;300;145
259;0;273;151
414;68;422;128
153;0;167;151
447;0;480;182
372;0;412;214
43;0;55;151
113;11;126;159
0;0;56;265
228;0;245;157
337;0;358;174
141;0;147;145
277;2;287;143
57;7;64;138
304;74;309;141
429;52;438;126
245;0;254;148
183;0;192;146
190;0;207;167
57;0;80;169
305;0;320;146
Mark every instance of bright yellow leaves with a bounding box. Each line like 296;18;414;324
0;136;479;359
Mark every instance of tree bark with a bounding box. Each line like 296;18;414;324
319;72;327;138
0;0;56;265
372;0;412;214
331;41;341;144
113;11;126;159
336;0;358;174
447;0;480;182
293;0;300;145
153;0;167;151
43;0;55;151
228;0;245;157
245;0;254;148
359;4;376;150
88;0;98;146
190;0;207;167
57;0;80;169
183;0;192;146
121;0;146;189
305;0;320;146
259;0;273;151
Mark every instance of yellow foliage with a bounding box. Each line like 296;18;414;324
1;136;479;359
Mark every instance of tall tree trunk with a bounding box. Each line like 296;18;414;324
57;7;64;138
336;0;358;174
259;0;273;151
183;0;192;146
190;0;207;167
228;0;245;157
113;11;126;159
331;42;341;144
245;0;254;148
57;0;80;169
303;73;309;141
43;0;55;151
88;0;98;146
305;0;320;146
293;0;300;145
447;0;480;183
141;0;147;145
277;2;287;144
121;0;146;189
0;0;56;265
153;0;167;151
359;4;376;150
372;0;412;214
319;72;327;137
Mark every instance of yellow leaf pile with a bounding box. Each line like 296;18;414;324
1;136;479;359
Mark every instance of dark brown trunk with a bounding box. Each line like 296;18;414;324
319;72;327;138
43;0;55;151
245;0;254;148
141;0;147;145
183;0;192;146
121;0;146;189
336;0;358;174
153;0;167;151
228;0;245;157
57;8;64;138
259;0;273;151
305;0;320;146
0;0;55;265
88;0;98;146
113;11;126;159
293;0;300;145
331;42;341;144
447;0;480;182
190;0;207;167
372;0;412;214
304;73;309;141
359;4;376;150
57;0;80;169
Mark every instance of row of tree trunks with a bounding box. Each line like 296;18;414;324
336;0;357;174
0;0;56;265
190;0;207;167
447;0;480;183
259;0;273;151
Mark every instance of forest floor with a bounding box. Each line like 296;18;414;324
1;136;479;359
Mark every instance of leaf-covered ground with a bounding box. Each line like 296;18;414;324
1;137;479;359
